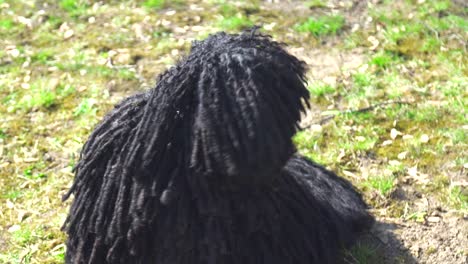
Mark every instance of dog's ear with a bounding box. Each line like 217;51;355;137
189;32;310;184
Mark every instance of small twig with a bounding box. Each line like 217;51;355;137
345;100;413;114
305;100;413;128
423;22;439;41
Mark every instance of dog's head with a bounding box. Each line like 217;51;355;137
176;31;310;184
138;30;309;185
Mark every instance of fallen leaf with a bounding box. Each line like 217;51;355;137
309;124;322;132
8;224;20;233
420;134;429;143
336;149;345;162
382;140;393;146
355;136;366;142
64;29;74;39
367;36;379;50
390;128;402;139
408;165;418;178
397;151;408;160
389;160;401;166
6;200;14;209
342;170;358;179
402;134;414;140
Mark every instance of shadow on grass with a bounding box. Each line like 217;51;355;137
344;221;417;264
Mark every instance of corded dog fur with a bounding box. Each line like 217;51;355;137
63;30;374;264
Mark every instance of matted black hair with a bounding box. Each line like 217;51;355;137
63;30;373;264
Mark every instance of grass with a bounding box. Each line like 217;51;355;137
0;18;13;30
143;0;166;9
448;186;468;211
0;0;466;262
369;51;397;69
17;81;58;111
308;82;336;97
59;0;89;17
362;175;396;197
217;2;256;31
218;15;254;31
305;0;327;8
296;15;345;36
143;0;186;10
345;242;380;264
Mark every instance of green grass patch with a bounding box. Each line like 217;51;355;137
18;87;57;111
305;0;327;8
0;18;14;30
74;98;97;117
296;15;345;36
59;0;89;16
143;0;184;10
144;0;166;9
2;189;23;200
308;82;336;97
369;51;397;69
353;73;373;88
404;105;441;122
362;175;395;197
294;130;320;150
448;186;468;211
406;211;427;222
345;242;379;264
218;16;254;31
31;50;55;64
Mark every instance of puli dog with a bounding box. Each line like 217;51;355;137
63;30;374;264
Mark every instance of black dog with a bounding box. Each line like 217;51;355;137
63;30;373;264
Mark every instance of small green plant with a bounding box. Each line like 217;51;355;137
345;242;379;264
218;16;254;31
308;82;336;97
293;130;319;150
432;0;451;12
353;73;372;88
11;227;33;246
370;52;395;69
0;19;13;30
143;0;183;9
31;50;55;64
448;128;466;144
59;0;88;16
46;16;64;28
296;15;345;36
117;68;137;80
406;211;427;222
443;15;468;31
3;189;22;200
348;137;377;151
23;164;47;180
306;0;327;8
448;186;468;211
362;175;395;196
19;90;57;110
143;0;165;9
17;79;62;111
405;105;440;122
74;98;97;117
